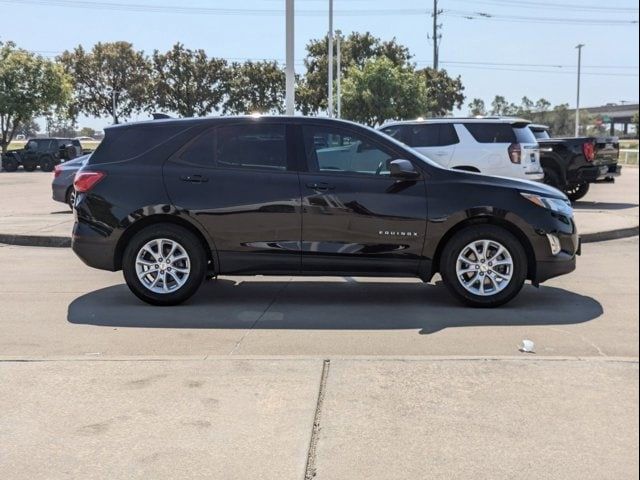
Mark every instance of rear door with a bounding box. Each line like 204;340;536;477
298;123;427;275
163;121;302;274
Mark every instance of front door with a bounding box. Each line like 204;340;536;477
163;121;302;274
298;123;428;275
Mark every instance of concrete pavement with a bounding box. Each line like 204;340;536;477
0;237;637;357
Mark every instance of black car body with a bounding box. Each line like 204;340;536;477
529;124;621;201
72;116;579;307
52;154;90;209
1;138;83;172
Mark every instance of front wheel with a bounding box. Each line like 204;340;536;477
122;224;207;306
440;225;527;308
564;182;590;202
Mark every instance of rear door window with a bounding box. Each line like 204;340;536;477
216;124;287;171
407;124;459;147
380;125;404;142
464;123;516;143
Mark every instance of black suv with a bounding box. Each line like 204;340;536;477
2;138;82;172
72;116;579;307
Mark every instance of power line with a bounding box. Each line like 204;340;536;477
444;9;638;25
451;0;639;13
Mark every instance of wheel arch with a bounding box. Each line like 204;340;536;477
431;216;536;281
114;214;217;272
540;153;566;186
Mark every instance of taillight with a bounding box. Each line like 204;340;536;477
74;171;105;193
508;143;522;164
582;141;595;162
53;165;62;178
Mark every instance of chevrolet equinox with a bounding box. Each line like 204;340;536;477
71;116;579;307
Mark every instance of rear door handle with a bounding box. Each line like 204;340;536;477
306;182;334;192
180;174;209;183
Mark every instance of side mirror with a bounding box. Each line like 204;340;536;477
389;159;419;179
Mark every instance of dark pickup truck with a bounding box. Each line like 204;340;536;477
529;124;621;202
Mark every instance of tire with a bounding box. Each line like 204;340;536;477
543;168;562;190
122;224;207;306
39;155;55;172
66;187;76;210
2;157;18;172
440;225;528;308
22;159;37;172
565;182;590;202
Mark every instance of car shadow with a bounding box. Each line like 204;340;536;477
573;201;638;211
67;279;603;335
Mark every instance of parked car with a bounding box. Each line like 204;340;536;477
72;116;579;308
379;118;543;182
1;138;83;172
52;154;91;210
529;124;621;202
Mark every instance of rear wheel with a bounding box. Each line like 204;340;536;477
2;157;18;172
564;182;590;202
39;155;55;172
66;187;76;210
440;225;527;308
122;224;207;306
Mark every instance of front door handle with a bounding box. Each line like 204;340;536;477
180;174;209;183
306;182;334;192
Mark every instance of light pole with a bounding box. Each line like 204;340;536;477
575;43;584;136
285;0;295;115
327;0;334;117
336;30;342;118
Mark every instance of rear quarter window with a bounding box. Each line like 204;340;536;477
91;125;185;163
464;123;516;144
513;126;537;144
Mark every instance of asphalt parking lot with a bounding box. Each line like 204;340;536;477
0;169;638;479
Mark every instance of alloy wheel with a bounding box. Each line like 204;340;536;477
455;239;513;297
135;238;191;294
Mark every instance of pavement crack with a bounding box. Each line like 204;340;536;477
304;359;331;480
544;326;608;357
227;279;291;355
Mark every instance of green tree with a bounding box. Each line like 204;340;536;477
0;42;71;152
546;104;574;136
633;112;639;137
297;32;412;115
468;98;487;116
15;119;41;138
223;61;285;114
490;95;517;116
78;126;96;137
418;67;465;117
151;43;229;117
58;42;152;124
341;57;426;127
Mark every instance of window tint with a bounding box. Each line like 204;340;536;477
464;123;516;143
380;125;404;141
408;124;439;147
180;130;214;166
531;129;550;140
216;124;287;171
513;126;537;143
303;126;394;176
407;124;459;147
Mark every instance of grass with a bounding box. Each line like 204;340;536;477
619;139;639;165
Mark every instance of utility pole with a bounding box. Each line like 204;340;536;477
575;43;585;136
327;0;334;117
431;0;441;70
336;30;342;118
285;0;295;115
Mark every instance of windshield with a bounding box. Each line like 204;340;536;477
531;128;551;140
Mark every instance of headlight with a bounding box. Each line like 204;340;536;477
521;192;573;216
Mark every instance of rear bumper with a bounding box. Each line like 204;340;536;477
71;219;118;271
51;182;68;203
594;164;622;182
569;163;621;184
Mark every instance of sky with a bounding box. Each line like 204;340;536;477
1;0;638;132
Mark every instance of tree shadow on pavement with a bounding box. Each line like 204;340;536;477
67;279;603;335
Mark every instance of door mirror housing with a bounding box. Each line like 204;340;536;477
389;159;419;179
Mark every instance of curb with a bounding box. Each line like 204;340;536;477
0;233;71;248
1;226;638;249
